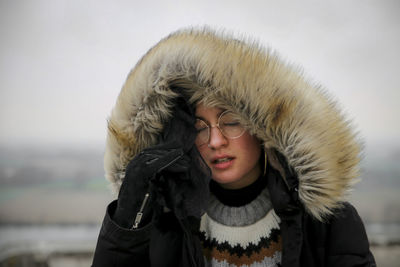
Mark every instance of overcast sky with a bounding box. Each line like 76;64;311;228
0;0;399;150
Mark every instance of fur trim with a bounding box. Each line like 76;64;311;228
104;27;361;221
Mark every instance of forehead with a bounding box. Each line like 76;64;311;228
195;103;224;118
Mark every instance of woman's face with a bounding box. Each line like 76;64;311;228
195;103;261;189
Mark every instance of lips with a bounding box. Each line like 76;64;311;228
211;155;235;169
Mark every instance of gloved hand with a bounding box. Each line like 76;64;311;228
113;96;210;230
151;97;211;221
113;142;190;229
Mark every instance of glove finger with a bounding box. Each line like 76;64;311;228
143;139;186;153
142;148;184;172
125;147;183;177
163;154;190;173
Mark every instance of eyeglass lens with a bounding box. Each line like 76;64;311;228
194;111;245;146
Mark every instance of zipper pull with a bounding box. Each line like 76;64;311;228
131;193;150;229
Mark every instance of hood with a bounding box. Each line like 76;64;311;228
104;27;361;221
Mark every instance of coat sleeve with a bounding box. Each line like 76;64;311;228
91;200;152;267
326;202;376;267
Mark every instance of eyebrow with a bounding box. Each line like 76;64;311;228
195;109;227;123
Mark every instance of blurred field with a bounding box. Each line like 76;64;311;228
0;183;113;224
370;245;400;267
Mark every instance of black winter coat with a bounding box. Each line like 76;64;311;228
92;167;376;267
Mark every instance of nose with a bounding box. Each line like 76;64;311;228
208;126;228;149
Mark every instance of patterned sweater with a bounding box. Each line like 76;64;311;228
199;180;282;267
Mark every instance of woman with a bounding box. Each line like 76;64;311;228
92;28;376;266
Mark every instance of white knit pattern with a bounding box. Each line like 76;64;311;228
200;209;281;249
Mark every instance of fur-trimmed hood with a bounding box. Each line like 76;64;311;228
104;27;361;221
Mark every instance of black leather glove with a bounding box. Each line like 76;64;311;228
113;96;210;230
151;97;211;221
113;142;189;229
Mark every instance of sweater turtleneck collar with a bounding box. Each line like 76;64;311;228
209;175;268;207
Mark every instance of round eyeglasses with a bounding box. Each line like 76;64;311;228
195;110;246;146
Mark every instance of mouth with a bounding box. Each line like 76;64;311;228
211;157;235;169
212;157;234;164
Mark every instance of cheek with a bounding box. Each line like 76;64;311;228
196;145;209;164
237;134;261;163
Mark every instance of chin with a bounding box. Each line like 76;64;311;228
211;174;241;186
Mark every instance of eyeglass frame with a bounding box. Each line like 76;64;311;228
194;110;246;146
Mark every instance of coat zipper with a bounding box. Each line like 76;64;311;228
131;193;150;229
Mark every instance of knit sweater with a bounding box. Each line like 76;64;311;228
199;179;282;267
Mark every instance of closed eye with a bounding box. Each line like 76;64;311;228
223;122;240;126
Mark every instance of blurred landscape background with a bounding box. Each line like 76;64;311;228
1;0;399;266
